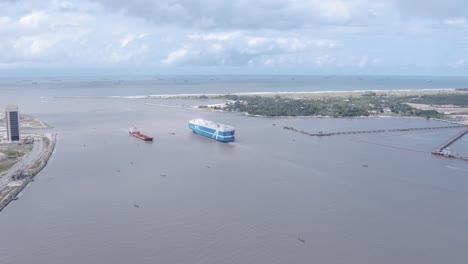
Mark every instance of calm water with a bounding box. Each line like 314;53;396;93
1;80;468;264
1;75;468;97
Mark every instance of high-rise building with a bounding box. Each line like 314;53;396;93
5;105;20;142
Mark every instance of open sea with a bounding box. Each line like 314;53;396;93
1;75;468;98
0;75;468;264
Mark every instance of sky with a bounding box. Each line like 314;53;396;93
0;0;467;75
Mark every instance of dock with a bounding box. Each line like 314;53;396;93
284;124;468;161
431;127;468;161
283;125;466;137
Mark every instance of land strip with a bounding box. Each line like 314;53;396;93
0;112;56;212
0;133;56;211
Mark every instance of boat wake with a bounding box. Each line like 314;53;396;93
445;165;468;172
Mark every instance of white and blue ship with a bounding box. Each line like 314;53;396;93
189;119;235;142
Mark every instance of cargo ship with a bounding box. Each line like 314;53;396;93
188;119;235;142
129;127;153;141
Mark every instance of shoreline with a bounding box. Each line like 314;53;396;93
136;89;468;126
50;88;463;100
0;133;57;212
219;112;468;125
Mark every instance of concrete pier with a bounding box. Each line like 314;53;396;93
283;125;467;137
431;128;468;161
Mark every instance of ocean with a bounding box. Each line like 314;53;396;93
1;75;468;98
0;76;468;264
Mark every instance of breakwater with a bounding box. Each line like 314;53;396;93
283;125;467;137
431;128;468;161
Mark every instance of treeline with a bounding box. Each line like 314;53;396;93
388;103;440;117
224;95;369;117
405;93;468;107
222;94;442;118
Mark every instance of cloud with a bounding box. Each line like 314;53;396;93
188;32;241;41
0;0;157;66
443;17;466;25
451;59;465;68
394;0;468;19
161;31;339;66
0;0;467;75
92;0;378;29
162;48;188;64
19;10;49;28
14;35;56;56
119;34;145;47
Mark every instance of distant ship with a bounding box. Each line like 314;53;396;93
188;119;235;142
129;127;153;141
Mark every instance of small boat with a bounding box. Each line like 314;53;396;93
129;127;153;141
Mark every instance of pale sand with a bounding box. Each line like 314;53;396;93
408;103;468;125
109;88;461;99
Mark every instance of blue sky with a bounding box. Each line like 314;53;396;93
0;0;467;75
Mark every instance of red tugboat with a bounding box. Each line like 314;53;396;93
129;127;153;141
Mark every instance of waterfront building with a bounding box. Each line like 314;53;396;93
5;105;20;142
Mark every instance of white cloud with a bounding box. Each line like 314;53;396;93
109;48;147;63
394;0;468;20
120;34;135;47
19;11;49;28
310;1;353;21
188;32;241;41
162;48;189;64
372;58;382;65
0;16;12;29
451;59;465;68
119;34;145;47
160;31;340;66
443;17;466;25
94;0;377;29
14;36;56;56
0;0;466;75
314;54;336;67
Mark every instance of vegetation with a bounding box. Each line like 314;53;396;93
404;93;468;107
222;93;444;118
44;137;51;148
0;163;15;173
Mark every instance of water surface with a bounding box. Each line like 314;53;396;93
0;83;468;264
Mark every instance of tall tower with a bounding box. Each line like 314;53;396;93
5;105;20;142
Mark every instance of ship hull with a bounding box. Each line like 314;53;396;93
189;123;235;142
129;132;153;141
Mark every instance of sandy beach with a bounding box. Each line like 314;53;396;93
104;88;461;100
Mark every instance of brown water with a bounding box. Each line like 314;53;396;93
0;95;468;264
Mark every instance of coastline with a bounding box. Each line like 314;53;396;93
53;88;468;125
49;88;462;100
0;133;57;212
105;88;458;99
133;88;468;125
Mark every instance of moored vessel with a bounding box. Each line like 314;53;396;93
129;127;153;141
188;119;235;142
